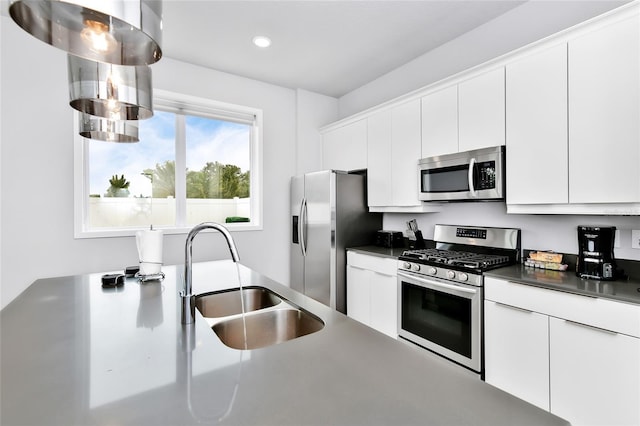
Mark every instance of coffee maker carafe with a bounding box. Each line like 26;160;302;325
577;226;617;280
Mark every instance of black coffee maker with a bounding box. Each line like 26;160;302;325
576;226;617;280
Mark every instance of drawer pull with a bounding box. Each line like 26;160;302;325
564;319;618;336
505;280;598;299
494;301;533;314
349;265;396;277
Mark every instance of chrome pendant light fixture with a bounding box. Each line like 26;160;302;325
9;0;162;65
79;112;139;143
68;54;153;121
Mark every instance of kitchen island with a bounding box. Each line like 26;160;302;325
1;261;569;425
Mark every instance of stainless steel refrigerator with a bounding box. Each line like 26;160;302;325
290;170;382;314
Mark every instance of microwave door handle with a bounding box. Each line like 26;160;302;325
468;158;477;197
299;198;307;257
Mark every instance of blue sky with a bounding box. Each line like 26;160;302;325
89;111;250;197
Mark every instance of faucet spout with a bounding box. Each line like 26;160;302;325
182;222;240;324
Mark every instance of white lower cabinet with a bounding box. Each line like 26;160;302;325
549;317;640;426
484;300;550;411
346;251;397;338
484;277;640;426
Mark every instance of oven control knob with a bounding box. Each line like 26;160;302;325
447;270;456;279
428;267;437;275
403;262;412;270
412;264;421;272
458;272;469;282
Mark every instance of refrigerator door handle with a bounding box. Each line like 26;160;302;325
299;197;307;257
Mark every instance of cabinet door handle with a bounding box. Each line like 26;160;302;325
373;271;395;278
494;301;533;314
564;319;618;336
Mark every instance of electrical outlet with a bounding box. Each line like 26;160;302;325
632;230;640;249
615;230;621;248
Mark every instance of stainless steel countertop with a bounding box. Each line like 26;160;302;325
1;261;569;425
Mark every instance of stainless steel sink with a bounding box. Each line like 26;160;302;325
195;287;281;318
212;308;325;350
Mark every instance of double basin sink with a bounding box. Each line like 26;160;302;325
195;287;324;350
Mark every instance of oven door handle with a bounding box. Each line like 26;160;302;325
398;271;478;296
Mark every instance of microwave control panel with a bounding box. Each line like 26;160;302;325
475;160;496;190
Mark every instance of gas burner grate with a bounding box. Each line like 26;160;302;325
401;249;511;270
448;254;510;269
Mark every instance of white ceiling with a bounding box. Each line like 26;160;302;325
161;0;629;98
1;1;631;98
162;0;530;98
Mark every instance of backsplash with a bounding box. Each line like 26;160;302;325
383;202;640;262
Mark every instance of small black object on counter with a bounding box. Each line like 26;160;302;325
101;273;125;288
124;265;140;277
375;230;404;248
576;225;618;280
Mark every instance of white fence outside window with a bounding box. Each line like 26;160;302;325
88;197;250;229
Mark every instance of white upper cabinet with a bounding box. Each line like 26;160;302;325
506;44;569;205
421;68;505;157
321;118;367;171
458;67;506;152
391;100;422;206
568;15;640;203
367;109;392;207
507;9;640;214
367;99;439;212
421;85;458;158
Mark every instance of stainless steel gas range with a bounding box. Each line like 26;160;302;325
397;224;521;375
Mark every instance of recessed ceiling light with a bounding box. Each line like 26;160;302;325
252;36;272;48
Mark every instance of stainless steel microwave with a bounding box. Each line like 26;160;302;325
418;146;505;201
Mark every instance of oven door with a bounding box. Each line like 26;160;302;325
397;270;482;372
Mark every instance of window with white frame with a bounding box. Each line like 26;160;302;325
74;90;262;237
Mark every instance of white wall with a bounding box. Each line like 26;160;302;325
338;0;630;118
295;89;338;175
1;16;333;309
384;203;640;261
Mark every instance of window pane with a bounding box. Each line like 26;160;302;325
78;90;261;236
88;110;176;229
185;115;251;225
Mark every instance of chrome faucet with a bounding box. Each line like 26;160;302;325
182;222;240;324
